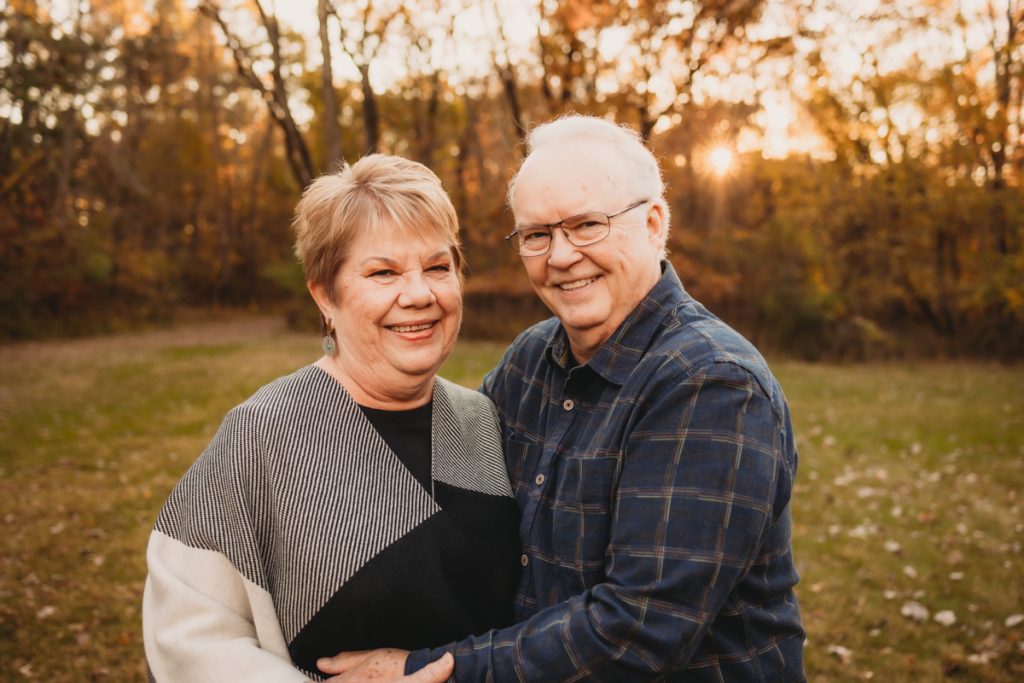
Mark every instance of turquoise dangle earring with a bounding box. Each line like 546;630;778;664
321;316;337;356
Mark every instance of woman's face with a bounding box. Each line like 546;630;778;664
318;223;462;402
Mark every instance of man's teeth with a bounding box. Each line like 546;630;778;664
559;277;597;291
391;322;434;333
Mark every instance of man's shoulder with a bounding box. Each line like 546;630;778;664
495;316;561;370
653;299;780;399
512;316;562;350
481;317;560;405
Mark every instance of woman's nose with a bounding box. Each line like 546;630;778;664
397;271;437;307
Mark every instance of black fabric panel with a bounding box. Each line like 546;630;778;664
358;402;433;492
289;483;520;678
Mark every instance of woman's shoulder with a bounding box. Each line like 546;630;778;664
432;378;511;497
434;377;496;416
230;364;336;420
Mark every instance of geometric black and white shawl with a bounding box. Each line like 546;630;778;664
143;365;519;682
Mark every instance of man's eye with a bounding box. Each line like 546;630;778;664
522;230;550;242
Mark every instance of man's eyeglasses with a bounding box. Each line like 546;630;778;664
505;199;650;257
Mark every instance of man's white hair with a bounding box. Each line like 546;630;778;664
507;114;670;256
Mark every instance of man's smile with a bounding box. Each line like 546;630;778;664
555;275;601;291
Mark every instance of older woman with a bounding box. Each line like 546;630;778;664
143;155;520;682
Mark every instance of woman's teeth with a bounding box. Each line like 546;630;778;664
390;322;434;333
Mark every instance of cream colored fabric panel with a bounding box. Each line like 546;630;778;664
143;530;312;683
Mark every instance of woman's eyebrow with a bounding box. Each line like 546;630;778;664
359;251;451;266
359;256;399;266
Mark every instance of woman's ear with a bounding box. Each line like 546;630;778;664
307;281;334;319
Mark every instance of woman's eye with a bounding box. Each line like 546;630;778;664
427;264;451;273
369;269;397;278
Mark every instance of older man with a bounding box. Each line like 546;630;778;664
322;116;805;681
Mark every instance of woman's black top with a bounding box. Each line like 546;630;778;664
289;401;519;672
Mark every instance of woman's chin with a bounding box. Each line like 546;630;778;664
387;352;447;381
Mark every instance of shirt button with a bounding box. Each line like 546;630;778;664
535;473;545;486
563;399;575;411
520;554;529;567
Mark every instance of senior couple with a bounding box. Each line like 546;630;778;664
143;115;806;682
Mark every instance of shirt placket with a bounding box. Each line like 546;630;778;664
518;366;589;603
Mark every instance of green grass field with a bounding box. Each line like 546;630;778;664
1;316;1021;681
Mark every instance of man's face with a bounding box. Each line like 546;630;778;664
510;140;665;363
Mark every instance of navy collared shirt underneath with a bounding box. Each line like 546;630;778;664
406;261;805;681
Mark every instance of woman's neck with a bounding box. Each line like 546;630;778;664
314;356;434;410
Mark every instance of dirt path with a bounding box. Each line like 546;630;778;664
0;314;290;366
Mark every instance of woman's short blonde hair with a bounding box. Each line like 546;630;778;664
293;154;463;302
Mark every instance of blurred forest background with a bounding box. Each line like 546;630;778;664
2;0;1022;359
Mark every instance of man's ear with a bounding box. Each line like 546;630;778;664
645;201;667;245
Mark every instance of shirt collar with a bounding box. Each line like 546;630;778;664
545;261;688;385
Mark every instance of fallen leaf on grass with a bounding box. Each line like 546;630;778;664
901;601;930;622
827;644;853;664
1006;613;1023;628
849;522;879;539
934;610;956;626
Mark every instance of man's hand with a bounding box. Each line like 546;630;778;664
318;648;452;683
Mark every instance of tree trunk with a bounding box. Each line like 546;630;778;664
318;0;343;169
360;64;380;154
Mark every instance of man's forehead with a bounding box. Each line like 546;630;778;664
513;143;625;218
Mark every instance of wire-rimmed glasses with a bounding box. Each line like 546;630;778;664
504;199;650;257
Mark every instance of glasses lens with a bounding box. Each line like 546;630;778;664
516;228;551;255
563;213;611;246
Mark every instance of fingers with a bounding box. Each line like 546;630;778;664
317;649;373;674
406;652;454;683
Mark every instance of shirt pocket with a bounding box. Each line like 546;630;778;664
550;453;621;586
504;435;541;503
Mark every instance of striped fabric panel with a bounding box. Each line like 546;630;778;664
432;378;513;498
155;365;512;644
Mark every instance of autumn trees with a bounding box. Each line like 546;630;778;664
1;0;1021;357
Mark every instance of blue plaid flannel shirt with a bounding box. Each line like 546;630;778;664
407;262;805;681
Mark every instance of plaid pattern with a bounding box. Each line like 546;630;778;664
407;263;805;681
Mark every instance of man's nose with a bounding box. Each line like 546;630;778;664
546;227;582;268
397;271;436;307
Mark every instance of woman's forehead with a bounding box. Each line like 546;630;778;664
347;221;452;258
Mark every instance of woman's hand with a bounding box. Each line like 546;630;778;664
319;649;452;683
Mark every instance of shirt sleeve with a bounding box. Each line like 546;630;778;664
407;360;792;681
